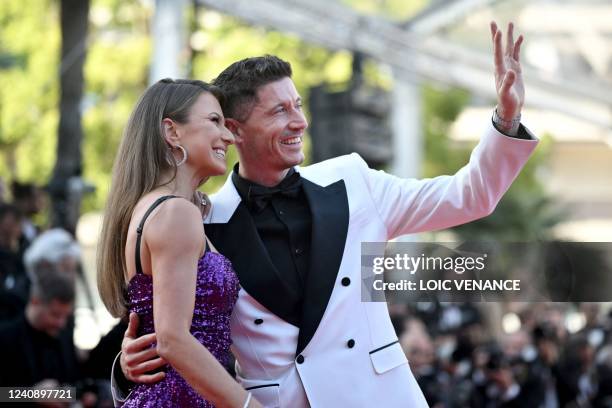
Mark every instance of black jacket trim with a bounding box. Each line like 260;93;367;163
369;340;399;355
206;204;301;327
245;383;280;391
296;179;349;355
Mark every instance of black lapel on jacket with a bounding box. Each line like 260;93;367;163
205;203;301;326
296;178;349;355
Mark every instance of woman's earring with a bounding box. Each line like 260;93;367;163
175;145;187;166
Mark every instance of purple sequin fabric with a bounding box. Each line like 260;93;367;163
122;251;239;408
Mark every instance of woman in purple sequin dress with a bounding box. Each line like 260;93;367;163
97;79;261;408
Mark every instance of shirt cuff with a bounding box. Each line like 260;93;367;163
491;119;533;140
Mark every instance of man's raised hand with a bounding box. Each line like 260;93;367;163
491;21;525;121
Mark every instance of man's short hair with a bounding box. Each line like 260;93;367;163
23;228;81;277
30;264;75;304
212;55;292;121
533;323;558;344
11;181;37;201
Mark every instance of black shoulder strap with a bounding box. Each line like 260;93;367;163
134;195;177;275
204;235;211;255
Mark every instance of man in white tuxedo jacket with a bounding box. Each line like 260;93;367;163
114;22;537;407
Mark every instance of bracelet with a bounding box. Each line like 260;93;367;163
492;107;521;133
242;392;252;408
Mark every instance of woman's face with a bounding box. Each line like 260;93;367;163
174;92;234;178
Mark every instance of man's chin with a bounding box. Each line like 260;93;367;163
46;329;60;337
286;153;305;167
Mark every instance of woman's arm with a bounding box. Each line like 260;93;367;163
147;198;258;408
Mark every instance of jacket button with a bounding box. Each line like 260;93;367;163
341;277;350;286
347;339;355;348
254;318;263;325
296;355;304;364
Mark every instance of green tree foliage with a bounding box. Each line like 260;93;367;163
422;84;472;177
421;84;564;241
1;0;560;242
0;0;355;212
340;0;429;21
0;0;60;181
81;0;152;211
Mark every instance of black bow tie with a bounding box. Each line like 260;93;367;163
246;172;302;212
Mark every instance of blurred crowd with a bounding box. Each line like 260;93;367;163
393;301;612;407
0;179;122;407
2;179;611;407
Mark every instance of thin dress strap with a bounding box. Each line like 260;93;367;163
134;195;177;275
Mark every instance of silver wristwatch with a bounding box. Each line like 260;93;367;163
492;107;521;135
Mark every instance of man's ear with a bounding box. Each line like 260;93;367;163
224;118;243;143
162;118;180;146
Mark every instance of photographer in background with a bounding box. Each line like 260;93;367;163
0;263;79;387
11;181;46;250
0;203;27;320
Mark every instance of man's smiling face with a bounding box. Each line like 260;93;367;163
234;77;308;177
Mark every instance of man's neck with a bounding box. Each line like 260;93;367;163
238;166;291;187
25;305;41;332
